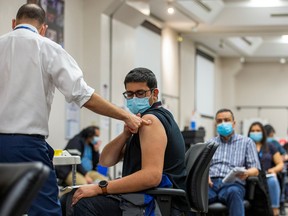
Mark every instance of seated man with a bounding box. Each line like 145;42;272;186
56;126;108;186
69;68;190;215
208;108;261;216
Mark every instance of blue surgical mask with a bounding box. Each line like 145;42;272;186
217;122;233;137
267;137;274;142
126;97;151;114
91;136;100;145
249;132;263;142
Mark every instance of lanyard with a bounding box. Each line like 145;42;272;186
14;26;37;33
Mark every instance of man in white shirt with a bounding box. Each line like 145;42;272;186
0;3;148;216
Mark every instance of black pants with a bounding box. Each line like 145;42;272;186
61;190;191;216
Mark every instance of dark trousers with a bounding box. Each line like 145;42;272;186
208;178;246;216
0;134;62;216
73;195;122;216
63;190;191;216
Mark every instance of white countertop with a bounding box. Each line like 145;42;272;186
53;155;81;165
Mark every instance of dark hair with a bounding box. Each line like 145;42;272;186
215;108;234;120
79;126;99;139
16;3;46;25
124;67;157;89
264;124;275;136
248;121;267;144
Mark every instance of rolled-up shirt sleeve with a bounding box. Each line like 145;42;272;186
45;43;94;107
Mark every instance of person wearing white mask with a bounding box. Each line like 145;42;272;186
248;121;283;216
208;108;261;216
56;126;108;186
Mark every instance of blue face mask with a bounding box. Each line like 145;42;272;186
126;97;151;114
267;137;274;142
217;122;233;137
249;132;263;142
91;136;100;145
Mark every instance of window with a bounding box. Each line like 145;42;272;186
195;50;215;117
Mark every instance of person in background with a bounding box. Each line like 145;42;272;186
69;67;190;216
248;122;284;216
56;126;108;186
264;124;287;216
208;108;261;216
264;124;287;160
0;4;148;216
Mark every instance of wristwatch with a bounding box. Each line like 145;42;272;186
98;180;108;194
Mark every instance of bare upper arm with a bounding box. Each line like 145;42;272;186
139;114;167;173
273;152;284;166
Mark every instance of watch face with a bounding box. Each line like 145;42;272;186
99;180;108;188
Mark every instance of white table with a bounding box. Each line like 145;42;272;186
53;156;81;186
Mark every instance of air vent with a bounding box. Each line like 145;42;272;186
241;37;252;46
195;0;212;12
176;0;224;24
271;13;288;17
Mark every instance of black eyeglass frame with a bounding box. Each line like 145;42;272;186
123;88;155;99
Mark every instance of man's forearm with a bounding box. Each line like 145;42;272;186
247;167;259;176
83;93;129;121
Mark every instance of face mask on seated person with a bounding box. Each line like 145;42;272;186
126;97;151;114
267;137;274;142
91;136;100;145
249;132;263;142
217;122;233;137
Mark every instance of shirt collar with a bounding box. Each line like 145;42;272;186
219;132;235;143
14;24;38;34
150;101;162;109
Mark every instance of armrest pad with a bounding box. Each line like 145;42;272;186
145;188;186;197
246;176;259;200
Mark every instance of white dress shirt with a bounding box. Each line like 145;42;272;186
0;24;94;137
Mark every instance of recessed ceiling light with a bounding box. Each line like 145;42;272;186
280;58;286;64
167;6;175;15
282;35;288;43
177;36;183;42
250;0;283;7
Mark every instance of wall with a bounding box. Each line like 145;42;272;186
48;0;84;148
179;38;195;129
235;62;288;138
0;0;25;35
162;28;180;122
48;0;116;148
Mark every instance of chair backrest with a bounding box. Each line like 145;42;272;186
185;141;219;213
0;162;50;216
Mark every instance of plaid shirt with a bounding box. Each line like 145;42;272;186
209;133;261;178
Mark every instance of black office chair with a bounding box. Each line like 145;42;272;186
0;162;50;216
146;141;219;216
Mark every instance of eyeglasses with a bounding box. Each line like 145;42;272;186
123;89;154;99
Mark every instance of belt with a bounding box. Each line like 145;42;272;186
211;176;224;179
0;133;45;140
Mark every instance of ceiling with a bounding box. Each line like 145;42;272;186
129;0;288;63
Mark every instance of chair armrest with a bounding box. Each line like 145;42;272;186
145;188;186;197
246;176;259;200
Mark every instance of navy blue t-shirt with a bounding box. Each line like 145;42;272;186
259;142;278;172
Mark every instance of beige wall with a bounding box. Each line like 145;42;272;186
235;62;288;138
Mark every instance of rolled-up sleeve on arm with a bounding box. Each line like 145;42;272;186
46;45;94;107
